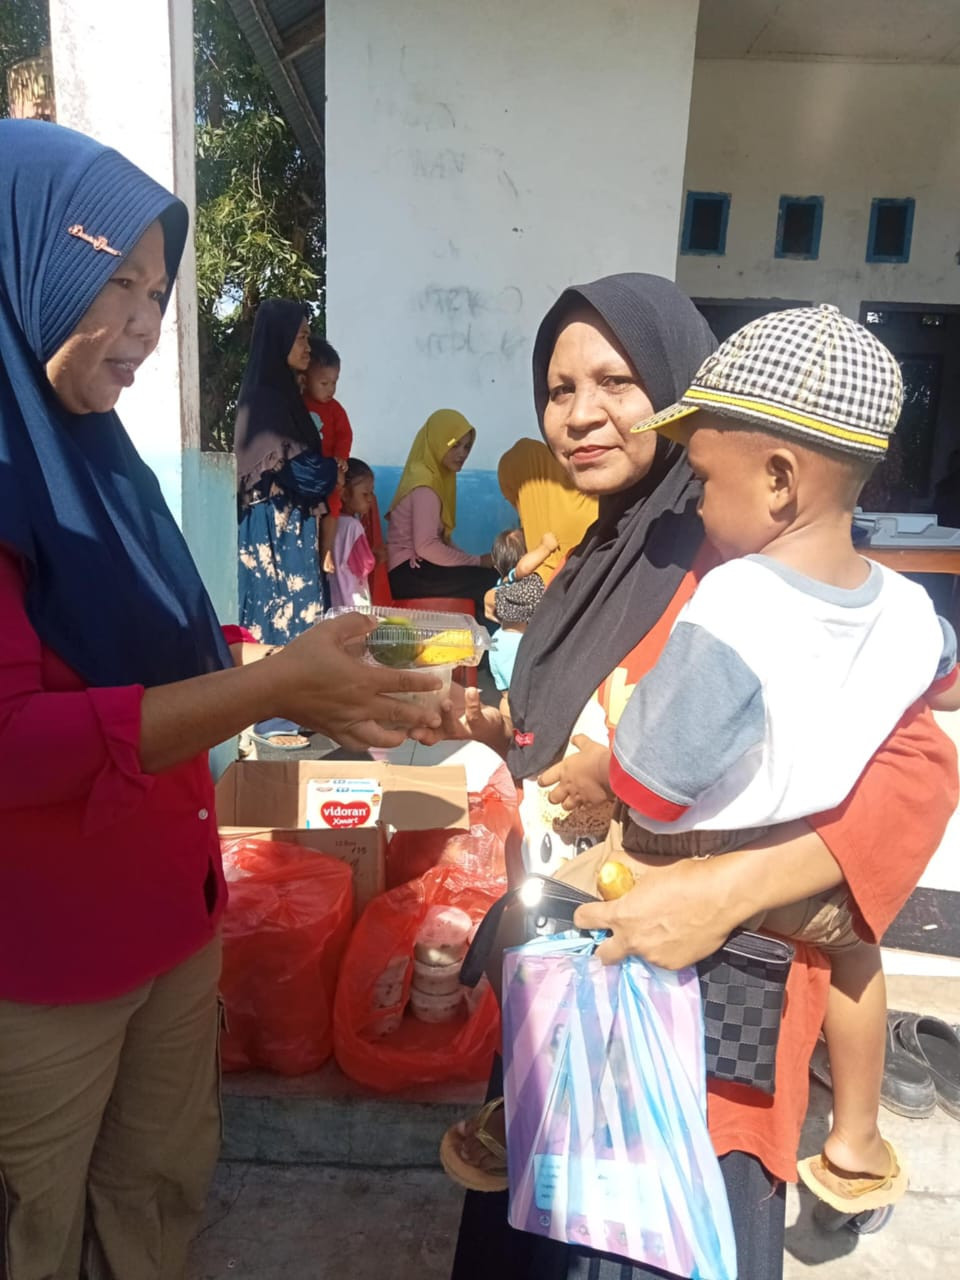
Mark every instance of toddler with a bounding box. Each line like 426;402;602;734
303;337;353;576
487;528;558;716
606;305;960;1217
328;459;377;609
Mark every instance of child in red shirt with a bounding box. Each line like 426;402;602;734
303;337;353;575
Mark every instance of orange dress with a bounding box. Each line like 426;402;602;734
595;546;958;1182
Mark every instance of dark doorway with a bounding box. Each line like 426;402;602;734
859;304;960;515
694;297;806;344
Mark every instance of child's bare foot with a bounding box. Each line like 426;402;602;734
822;1127;892;1180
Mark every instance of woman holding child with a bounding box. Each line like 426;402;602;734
442;273;958;1280
235;299;340;648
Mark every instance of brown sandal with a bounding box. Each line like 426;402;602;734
797;1140;908;1213
439;1097;508;1193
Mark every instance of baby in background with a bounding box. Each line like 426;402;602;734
486;528;558;719
302;337;353;576
328;459;377;609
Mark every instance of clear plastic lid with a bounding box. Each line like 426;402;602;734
325;605;490;668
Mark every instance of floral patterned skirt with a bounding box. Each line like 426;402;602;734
238;495;324;646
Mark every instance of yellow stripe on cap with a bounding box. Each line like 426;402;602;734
629;401;699;434
682;387;890;451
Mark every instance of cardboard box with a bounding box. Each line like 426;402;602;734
216;760;470;914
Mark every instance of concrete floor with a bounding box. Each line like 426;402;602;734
189;1104;960;1280
190;980;960;1280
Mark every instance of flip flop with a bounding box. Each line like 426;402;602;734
798;1139;908;1215
808;1015;936;1119
893;1011;960;1120
439;1097;508;1193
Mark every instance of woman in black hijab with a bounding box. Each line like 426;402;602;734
445;274;957;1280
235;299;339;648
235;299;340;744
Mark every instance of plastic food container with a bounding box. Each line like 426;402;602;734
325;606;489;670
412;957;463;996
414;905;473;965
409;986;464;1024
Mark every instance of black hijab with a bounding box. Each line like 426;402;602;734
507;273;717;780
233;299;319;496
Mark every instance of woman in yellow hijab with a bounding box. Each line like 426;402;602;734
497;438;598;582
386;410;498;617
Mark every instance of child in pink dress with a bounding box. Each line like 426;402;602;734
329;459;377;608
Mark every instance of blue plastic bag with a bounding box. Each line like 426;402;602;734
502;933;737;1280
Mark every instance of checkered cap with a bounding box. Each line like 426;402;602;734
635;304;903;458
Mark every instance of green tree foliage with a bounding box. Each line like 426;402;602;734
194;0;324;450
0;0;324;450
0;1;49;117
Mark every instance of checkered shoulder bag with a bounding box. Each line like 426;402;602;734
697;930;794;1095
461;879;794;1095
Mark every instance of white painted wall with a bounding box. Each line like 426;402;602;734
48;0;237;625
325;0;700;470
677;60;960;318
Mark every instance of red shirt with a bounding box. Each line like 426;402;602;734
0;548;242;1004
304;395;353;519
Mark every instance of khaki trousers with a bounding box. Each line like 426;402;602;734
0;937;222;1280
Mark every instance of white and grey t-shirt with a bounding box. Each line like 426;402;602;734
611;556;956;835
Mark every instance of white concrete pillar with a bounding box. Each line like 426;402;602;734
48;0;237;624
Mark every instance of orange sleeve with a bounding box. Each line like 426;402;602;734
710;703;958;1181
809;700;958;941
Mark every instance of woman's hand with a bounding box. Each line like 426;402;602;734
572;856;739;969
410;682;510;753
539;735;612;810
269;613;444;750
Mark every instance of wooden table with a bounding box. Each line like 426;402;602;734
865;547;960;576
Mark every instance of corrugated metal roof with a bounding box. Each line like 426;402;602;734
225;0;325;168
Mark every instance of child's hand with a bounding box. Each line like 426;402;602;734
336;457;348;472
483;587;498;623
540;531;560;553
538;735;613;810
322;550;335;575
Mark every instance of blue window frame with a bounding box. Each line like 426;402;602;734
680;191;730;256
775;195;823;260
866;198;915;264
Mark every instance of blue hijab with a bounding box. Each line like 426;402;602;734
0;120;231;687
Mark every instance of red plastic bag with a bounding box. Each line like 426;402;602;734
333;865;500;1091
219;838;354;1076
385;784;518;889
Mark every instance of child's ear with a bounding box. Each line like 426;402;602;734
766;448;799;515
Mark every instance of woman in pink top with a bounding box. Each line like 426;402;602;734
0;122;441;1279
387;409;498;617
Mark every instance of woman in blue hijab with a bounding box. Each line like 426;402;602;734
0;120;439;1278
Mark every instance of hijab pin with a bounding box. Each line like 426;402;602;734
67;224;122;257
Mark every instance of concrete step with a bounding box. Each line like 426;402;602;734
221;974;960;1178
221;1062;485;1168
